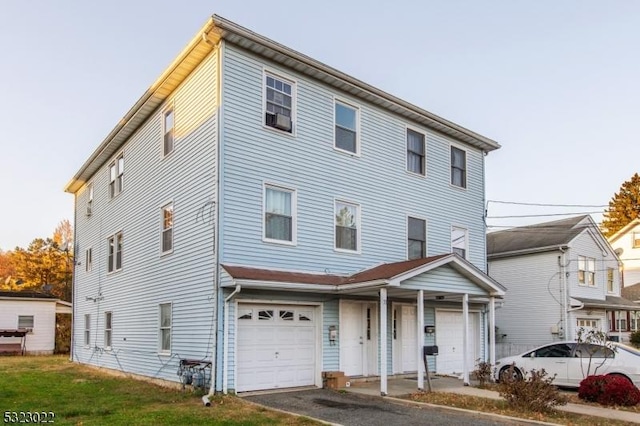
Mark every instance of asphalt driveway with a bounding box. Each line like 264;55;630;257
243;388;531;426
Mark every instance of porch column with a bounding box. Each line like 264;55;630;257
417;290;424;391
380;288;388;396
462;293;469;386
489;297;496;368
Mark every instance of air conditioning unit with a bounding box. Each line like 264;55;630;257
85;206;92;217
274;113;292;132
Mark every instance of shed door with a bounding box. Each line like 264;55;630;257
236;304;317;392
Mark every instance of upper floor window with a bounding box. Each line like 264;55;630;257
104;311;113;349
451;226;467;258
578;255;595;286
87;183;94;215
406;129;425;175
335;200;360;252
107;232;123;273
334;100;359;154
408;217;426;260
84;314;91;346
451;146;466;188
109;154;124;198
163;109;175;156
633;232;640;248
265;73;293;133
264;185;295;244
85;248;92;272
159;303;172;354
607;268;614;293
162;204;174;253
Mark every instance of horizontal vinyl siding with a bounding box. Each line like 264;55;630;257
568;231;621;300
489;252;563;346
403;266;489;295
0;300;56;353
72;49;219;383
220;44;487;275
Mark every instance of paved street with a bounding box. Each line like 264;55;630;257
244;389;533;426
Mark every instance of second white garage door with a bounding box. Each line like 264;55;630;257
236;304;317;392
435;310;480;375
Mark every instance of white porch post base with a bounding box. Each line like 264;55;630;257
463;293;469;386
417;289;424;391
380;288;388;396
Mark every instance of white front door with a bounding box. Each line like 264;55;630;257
340;301;378;377
393;304;418;373
236;304;317;392
435;310;480;375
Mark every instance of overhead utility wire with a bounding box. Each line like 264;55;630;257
487;211;604;219
487;200;608;208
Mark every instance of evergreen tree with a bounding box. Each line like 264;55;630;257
602;173;640;237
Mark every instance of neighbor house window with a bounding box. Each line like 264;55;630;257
104;312;112;349
631;312;639;331
109;154;124;198
163;108;175;156
408;217;426;260
578;255;595;286
18;315;34;331
334;100;359;154
159;303;172;353
85;248;92;272
607;268;614;293
264;73;293;133
162;203;174;253
335;200;360;252
614;311;627;331
406;129;425;175
264;185;295;243
634;232;640;248
451;146;466;188
577;318;599;330
84;314;91;346
451;226;468;258
107;232;123;273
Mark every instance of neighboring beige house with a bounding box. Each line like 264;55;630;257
0;291;72;355
608;218;640;287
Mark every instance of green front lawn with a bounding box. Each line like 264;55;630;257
0;356;319;425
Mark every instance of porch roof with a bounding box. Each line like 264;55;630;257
572;295;639;311
221;253;505;297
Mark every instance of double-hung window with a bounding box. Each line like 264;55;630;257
264;185;295;244
159;303;172;354
87;183;94;215
334;100;359;154
615;311;627;331
104;312;112;349
265;73;293;133
335;200;360;252
408;217;426;260
406;129;425;175
84;314;91;346
162;203;174;253
163;109;175;156
85;248;92;272
607;268;614;293
451;146;466;188
578;255;595;286
107;232;123;273
451;226;468;258
109;154;124;198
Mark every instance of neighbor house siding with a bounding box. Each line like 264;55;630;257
220;43;488;275
72;48;219;383
568;231;619;300
0;300;56;354
610;223;640;286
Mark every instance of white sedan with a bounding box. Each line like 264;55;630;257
494;341;640;388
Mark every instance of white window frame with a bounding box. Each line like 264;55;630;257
85;247;92;272
578;255;596;286
17;315;34;332
450;143;467;189
406;215;427;260
615;311;627;331
107;232;123;273
109;153;124;198
631;312;639;332
333;97;360;156
161;203;174;254
451;225;468;259
159;303;172;354
263;69;296;135
334;199;361;253
406;126;426;176
633;232;640;248
163;106;175;157
87;182;94;214
104;311;112;350
262;183;297;245
577;318;599;330
84;314;91;347
607;268;614;293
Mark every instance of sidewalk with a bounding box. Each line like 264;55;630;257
345;376;640;424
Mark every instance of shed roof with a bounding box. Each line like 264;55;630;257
0;291;58;300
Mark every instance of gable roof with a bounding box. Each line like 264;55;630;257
487;215;594;258
572;295;639;311
608;218;640;244
65;15;500;194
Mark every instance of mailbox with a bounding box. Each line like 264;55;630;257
423;345;439;356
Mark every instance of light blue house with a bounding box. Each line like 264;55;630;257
65;15;504;395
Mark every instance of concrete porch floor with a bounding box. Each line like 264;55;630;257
345;375;495;398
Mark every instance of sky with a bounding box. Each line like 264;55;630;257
1;0;639;250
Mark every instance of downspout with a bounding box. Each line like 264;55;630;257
558;247;568;339
222;284;241;394
70;192;78;361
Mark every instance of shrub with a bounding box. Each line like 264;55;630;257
578;375;640;406
630;330;640;348
472;360;493;388
499;366;567;413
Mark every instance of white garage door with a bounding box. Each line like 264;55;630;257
435;310;480;375
236;304;317;392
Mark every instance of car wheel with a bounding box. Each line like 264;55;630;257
499;366;522;382
607;373;634;387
